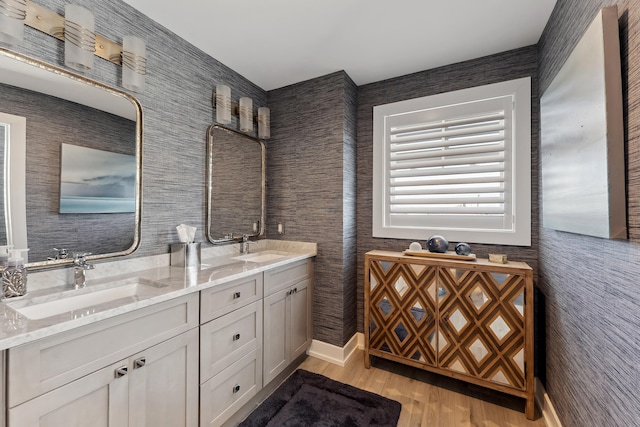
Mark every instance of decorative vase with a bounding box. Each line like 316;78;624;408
426;235;448;253
455;242;472;256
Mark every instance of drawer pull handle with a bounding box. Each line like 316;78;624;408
233;333;241;341
134;357;146;369
233;384;241;393
293;287;298;293
115;366;128;378
233;292;241;299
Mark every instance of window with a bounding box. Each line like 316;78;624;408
373;77;531;246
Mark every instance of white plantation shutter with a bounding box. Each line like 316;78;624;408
373;78;531;246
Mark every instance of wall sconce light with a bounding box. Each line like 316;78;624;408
0;0;27;46
212;86;270;137
239;97;253;132
215;84;232;124
14;1;147;92
257;107;270;139
121;35;146;92
63;4;95;72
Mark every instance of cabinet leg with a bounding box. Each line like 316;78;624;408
525;395;536;420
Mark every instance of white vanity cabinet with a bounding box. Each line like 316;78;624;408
6;294;199;427
199;273;264;427
263;259;313;386
0;252;316;427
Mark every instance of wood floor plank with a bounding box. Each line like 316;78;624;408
299;350;546;427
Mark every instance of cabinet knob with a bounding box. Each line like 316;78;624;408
134;357;146;369
233;384;241;393
233;333;241;341
233;292;241;299
114;366;128;378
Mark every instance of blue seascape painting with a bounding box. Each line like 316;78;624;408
59;144;136;214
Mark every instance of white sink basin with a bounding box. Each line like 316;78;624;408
232;253;287;263
9;278;167;320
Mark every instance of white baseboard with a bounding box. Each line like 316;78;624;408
307;333;364;367
535;378;562;427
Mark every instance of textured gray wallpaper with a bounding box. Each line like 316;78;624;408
267;71;357;347
356;47;540;336
342;75;358;345
8;0;266;259
538;1;640;426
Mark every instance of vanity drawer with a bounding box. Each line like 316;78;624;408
200;348;262;427
200;273;263;323
200;301;263;383
7;293;198;408
264;259;312;296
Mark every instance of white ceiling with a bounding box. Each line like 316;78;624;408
121;0;557;91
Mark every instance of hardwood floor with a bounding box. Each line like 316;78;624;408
298;350;546;427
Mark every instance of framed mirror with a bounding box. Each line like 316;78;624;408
0;48;142;268
206;125;265;244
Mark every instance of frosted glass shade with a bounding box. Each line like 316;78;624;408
239;97;253;132
0;0;26;46
64;4;95;72
215;84;231;124
122;35;146;92
257;107;270;139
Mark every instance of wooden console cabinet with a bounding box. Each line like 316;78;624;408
364;250;535;419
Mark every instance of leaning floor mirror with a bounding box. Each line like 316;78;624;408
206;125;265;244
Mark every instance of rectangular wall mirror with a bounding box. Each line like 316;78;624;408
0;48;143;268
206;125;265;244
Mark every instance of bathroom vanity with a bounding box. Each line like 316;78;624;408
0;241;316;427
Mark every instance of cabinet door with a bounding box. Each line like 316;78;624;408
128;329;199;427
263;287;288;385
367;259;438;366
437;267;527;390
289;279;311;360
8;359;129;427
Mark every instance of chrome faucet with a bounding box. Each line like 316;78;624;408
48;247;70;261
72;253;94;288
240;235;254;254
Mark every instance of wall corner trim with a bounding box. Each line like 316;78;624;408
535;377;563;427
307;333;364;367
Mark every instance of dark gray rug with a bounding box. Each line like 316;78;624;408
239;369;402;427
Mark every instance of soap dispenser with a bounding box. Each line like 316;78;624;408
0;246;10;300
2;248;29;298
0;246;10;270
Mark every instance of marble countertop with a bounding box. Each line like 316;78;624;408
0;240;316;351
